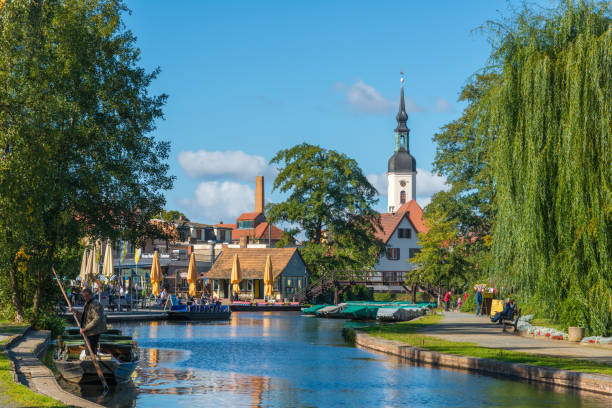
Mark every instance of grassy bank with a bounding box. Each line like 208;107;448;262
0;320;29;345
361;314;612;376
0;353;66;407
0;320;66;407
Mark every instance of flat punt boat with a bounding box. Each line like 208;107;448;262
166;304;231;321
54;328;139;385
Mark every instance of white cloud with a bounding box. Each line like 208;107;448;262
179;181;255;224
367;168;450;208
434;98;453;113
417;168;449;198
367;173;388;196
178;149;277;181
335;80;423;115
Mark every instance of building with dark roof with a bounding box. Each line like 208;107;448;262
387;77;417;214
371;77;426;293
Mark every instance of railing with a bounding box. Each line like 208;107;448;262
296;269;413;302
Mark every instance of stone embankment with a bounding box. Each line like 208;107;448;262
7;330;103;408
354;330;612;396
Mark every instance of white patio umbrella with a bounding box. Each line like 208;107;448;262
102;240;114;280
79;249;89;287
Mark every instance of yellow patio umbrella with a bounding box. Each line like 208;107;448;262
264;255;274;298
102;240;114;280
187;252;197;297
85;243;98;287
230;254;241;296
79;249;89;287
150;250;162;297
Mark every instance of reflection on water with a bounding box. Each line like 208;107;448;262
66;312;611;408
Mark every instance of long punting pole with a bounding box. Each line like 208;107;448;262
52;267;109;393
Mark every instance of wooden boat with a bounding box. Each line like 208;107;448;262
54;328;139;385
166;304;231;321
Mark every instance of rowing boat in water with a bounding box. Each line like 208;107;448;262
166;304;231;321
54;327;139;385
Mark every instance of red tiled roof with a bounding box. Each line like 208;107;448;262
374;200;428;244
215;223;236;229
396;200;428;234
254;222;285;241
229;222;286;242
236;212;264;221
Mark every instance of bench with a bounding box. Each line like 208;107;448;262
501;308;521;333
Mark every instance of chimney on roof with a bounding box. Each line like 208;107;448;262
239;236;249;248
255;176;264;213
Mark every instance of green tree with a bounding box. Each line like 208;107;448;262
432;73;498;237
161;210;189;222
479;1;611;334
267;143;385;280
410;208;469;304
0;0;173;322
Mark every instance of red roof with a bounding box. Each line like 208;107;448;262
236;212;264;221
229;222;285;242
215;223;236;229
374;200;428;244
254;222;285;241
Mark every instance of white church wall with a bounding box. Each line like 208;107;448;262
375;217;419;272
387;172;416;212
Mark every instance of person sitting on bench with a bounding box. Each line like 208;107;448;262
491;299;516;323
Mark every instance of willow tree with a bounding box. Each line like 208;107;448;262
481;1;611;334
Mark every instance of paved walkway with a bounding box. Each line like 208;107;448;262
418;312;612;365
7;330;102;408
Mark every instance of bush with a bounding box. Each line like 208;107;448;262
373;292;396;302
34;314;65;337
341;285;373;302
461;291;476;313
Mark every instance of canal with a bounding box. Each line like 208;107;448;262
65;312;610;407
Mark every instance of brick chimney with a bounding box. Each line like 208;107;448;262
255;176;264;213
239;236;249;248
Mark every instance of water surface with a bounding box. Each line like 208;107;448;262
70;312;610;407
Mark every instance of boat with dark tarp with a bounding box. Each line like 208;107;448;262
167;303;232;320
54;327;139;385
164;295;231;321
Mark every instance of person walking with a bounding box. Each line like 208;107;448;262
69;288;106;356
444;291;452;311
475;288;483;316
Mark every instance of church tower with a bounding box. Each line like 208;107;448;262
387;77;416;213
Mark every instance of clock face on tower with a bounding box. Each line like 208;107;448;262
399;180;406;187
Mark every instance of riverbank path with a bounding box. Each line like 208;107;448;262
418;312;612;365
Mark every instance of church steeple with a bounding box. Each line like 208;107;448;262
395;77;409;134
387;74;417;213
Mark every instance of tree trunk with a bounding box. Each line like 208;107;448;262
32;267;42;319
9;263;25;323
411;283;417;304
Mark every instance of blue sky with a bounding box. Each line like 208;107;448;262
123;0;551;224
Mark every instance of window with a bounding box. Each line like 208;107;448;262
386;248;400;260
409;248;421;258
398;228;411;239
400;190;406;204
238;220;253;229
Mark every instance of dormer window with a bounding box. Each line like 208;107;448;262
238;220;253;229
